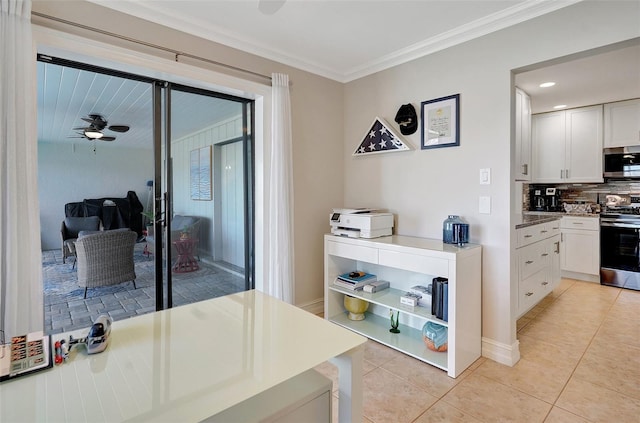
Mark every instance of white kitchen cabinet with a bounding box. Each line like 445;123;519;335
324;234;482;378
516;220;561;317
532;105;603;183
515;87;532;181
560;216;600;276
604;98;640;148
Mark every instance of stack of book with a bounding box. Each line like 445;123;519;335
431;277;449;321
334;271;377;290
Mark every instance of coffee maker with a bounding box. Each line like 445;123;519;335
530;188;547;211
546;187;561;211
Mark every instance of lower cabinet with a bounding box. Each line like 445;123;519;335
516;220;561;317
560;216;600;276
324;234;482;378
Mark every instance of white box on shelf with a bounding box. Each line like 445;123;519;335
400;292;421;307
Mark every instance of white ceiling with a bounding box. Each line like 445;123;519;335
38;1;639;148
516;42;640;114
37;60;243;148
91;0;581;83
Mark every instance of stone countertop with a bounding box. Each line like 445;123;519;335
516;211;599;229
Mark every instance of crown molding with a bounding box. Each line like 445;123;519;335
89;0;582;84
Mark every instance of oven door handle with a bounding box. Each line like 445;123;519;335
600;221;640;229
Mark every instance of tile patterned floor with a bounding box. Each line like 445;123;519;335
42;246;246;335
315;279;640;423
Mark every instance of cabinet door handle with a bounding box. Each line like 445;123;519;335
560;169;564;179
522;164;528;175
524;234;533;238
525;292;534;297
554;241;560;253
525;260;534;264
540;230;548;233
541;281;549;286
541;253;549;257
566;169;570;179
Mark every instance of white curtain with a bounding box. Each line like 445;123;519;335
267;73;294;303
0;0;43;340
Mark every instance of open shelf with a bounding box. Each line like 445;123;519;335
328;284;448;327
324;234;481;378
329;312;448;371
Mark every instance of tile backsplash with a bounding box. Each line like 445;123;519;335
523;180;640;212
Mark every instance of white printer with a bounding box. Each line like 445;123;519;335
329;208;394;238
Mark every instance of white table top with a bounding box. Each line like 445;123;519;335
0;290;366;422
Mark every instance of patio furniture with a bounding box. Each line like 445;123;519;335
75;229;138;299
146;215;201;259
64;191;145;237
60;216;101;264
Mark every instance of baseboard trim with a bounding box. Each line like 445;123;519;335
561;270;599;283
298;298;324;316
482;337;520;367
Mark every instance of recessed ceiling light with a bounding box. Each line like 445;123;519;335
553;104;567;109
539;82;556;88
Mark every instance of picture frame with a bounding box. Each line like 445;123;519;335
190;146;212;201
420;94;460;149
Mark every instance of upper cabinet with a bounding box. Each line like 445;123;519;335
515;88;532;181
532;105;603;183
604;98;640;148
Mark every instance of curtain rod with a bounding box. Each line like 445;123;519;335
31;11;273;83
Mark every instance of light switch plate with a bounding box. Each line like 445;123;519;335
479;196;491;214
480;168;491;185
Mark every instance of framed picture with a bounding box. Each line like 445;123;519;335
190;146;212;201
420;94;460;149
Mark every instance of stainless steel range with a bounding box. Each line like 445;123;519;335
600;196;640;291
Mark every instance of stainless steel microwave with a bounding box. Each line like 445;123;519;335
604;146;640;179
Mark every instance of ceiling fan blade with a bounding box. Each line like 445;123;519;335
108;125;130;133
100;136;116;141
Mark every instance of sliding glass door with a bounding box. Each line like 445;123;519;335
38;55;254;334
154;83;254;310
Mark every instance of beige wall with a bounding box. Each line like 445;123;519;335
343;1;639;362
31;1;640;361
32;0;344;311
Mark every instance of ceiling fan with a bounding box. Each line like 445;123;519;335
71;114;130;142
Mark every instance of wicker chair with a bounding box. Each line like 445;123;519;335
75;229;137;299
60;216;101;264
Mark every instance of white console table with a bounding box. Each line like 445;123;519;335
0;290;366;422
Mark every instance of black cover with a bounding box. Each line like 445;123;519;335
64;191;144;236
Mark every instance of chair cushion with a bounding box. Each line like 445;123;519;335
64;216;101;238
172;215;198;231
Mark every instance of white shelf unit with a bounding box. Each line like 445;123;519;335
324;234;482;378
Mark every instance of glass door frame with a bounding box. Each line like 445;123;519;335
153;82;255;310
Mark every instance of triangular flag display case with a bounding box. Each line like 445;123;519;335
353;117;412;156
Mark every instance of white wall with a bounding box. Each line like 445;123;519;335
171;116;244;261
38;141;153;250
343;1;640;364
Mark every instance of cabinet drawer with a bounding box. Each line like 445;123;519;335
519;243;547;280
326;240;378;263
518;221;561;248
561;216;599;230
378;250;449;277
519;268;546;314
517;225;543;247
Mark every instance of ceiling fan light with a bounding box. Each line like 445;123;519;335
84;129;104;139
